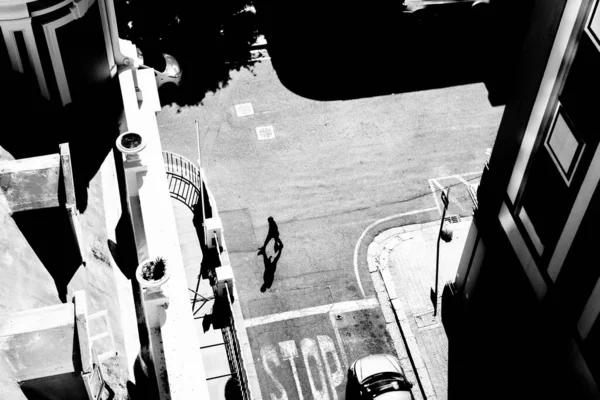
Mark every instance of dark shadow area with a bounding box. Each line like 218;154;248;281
224;376;243;400
212;293;232;329
345;375;357;400
444;244;578;399
440;281;459;340
254;0;533;103
0;70;124;213
114;0;264;108
126;353;160;400
192;186;219;283
259;246;282;293
12;207;82;303
257;216;283;292
109;147;142;281
202;313;214;333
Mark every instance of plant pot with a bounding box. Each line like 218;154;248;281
116;131;146;161
136;257;170;293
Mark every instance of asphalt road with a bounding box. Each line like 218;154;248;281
157;58;503;399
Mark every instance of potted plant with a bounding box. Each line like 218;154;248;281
136;256;170;293
116;131;146;161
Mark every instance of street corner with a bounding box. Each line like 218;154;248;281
428;172;480;219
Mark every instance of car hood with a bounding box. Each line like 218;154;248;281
373;390;412;400
354;354;402;383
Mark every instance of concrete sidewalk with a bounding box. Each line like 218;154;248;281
367;217;472;400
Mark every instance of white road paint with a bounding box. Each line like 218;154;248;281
235;103;254;117
302;338;330;400
456;175;470;187
262;345;288;400
261;335;346;400
318;335;344;400
353;207;438;298
431;178;445;191
245;298;379;327
329;312;349;370
429;179;442;215
257;125;276;140
280;340;304;400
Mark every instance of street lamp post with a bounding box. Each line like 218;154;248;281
431;188;450;317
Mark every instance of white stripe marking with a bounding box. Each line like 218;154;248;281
457;175;470;187
329;312;349;370
353;207;438;298
433;171;482;180
244;298;379;327
432;178;445;191
429;179;442;215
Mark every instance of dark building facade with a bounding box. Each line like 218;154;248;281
0;0;118;106
453;0;600;398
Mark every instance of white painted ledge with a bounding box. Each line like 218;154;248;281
118;66;210;400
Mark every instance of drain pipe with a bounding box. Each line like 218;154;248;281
103;0;134;66
103;0;144;101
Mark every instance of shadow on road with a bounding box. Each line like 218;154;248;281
113;0;532;107
255;0;532;104
115;0;263;108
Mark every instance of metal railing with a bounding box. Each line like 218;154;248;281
162;150;252;400
223;284;251;400
163;151;202;212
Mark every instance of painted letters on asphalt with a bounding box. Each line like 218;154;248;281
261;335;345;400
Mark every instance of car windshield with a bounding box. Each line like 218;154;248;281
362;373;410;396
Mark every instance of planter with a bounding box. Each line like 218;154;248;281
116;131;146;161
136;257;170;293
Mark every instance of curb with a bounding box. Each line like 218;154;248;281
367;223;439;400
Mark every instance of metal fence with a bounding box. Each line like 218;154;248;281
223;285;251;400
162;151;251;400
163;151;201;212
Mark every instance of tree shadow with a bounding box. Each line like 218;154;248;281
254;0;533;104
114;0;264;108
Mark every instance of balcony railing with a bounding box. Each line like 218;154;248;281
162;151;253;400
163;151;202;212
223;285;251;400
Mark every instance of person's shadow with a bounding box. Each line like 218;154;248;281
260;245;282;292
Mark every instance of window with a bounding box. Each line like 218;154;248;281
544;104;585;186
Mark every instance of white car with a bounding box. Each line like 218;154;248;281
136;49;182;88
348;354;414;400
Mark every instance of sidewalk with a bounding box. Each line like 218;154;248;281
367;217;472;400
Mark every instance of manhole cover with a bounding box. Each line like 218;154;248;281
415;312;437;329
235;103;254;117
256;126;275;140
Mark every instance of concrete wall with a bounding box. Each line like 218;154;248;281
0;195;60;318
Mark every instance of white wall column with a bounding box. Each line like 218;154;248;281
43;14;75;105
1;17;50;99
